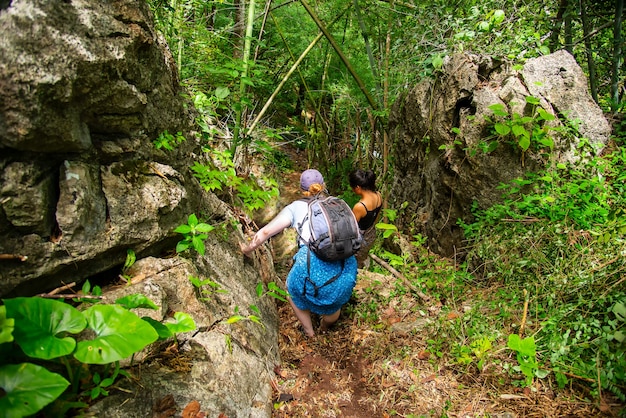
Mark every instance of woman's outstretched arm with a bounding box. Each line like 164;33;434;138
241;209;292;255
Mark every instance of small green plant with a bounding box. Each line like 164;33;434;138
376;208;400;239
88;362;129;400
236;178;279;213
191;149;242;192
120;249;136;284
507;334;548;387
0;296;196;417
153;130;185;151
256;282;289;303
225;305;264;328
486;96;557;155
378;250;405;269
174;213;215;256
191;148;279;214
453;336;493;371
189;275;229;300
72;279;102;304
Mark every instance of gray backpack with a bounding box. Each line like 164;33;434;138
297;195;363;262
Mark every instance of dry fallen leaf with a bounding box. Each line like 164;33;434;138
181;400;201;418
421;374;436;384
446;311;460;320
417;350;430;360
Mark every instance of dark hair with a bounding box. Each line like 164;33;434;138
349;169;377;191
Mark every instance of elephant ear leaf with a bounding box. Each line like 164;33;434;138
0;305;15;344
3;297;86;360
74;304;158;364
0;363;69;418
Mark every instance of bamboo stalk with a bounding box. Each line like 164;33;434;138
246;32;324;136
299;0;379;109
519;289;529;337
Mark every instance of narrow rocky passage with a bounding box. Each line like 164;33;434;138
265;145;619;417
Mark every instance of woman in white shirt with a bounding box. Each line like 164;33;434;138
241;169;358;337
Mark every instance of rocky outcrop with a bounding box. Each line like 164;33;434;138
1;0;197;296
389;51;611;257
0;1;279;416
90;255;280;418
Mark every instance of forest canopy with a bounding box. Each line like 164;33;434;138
147;0;624;175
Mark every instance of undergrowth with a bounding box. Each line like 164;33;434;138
458;138;626;403
364;138;626;408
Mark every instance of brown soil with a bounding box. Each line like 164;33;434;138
267;145;625;418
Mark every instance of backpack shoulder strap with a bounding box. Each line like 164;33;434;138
295;196;315;245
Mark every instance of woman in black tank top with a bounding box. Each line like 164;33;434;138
349;169;382;268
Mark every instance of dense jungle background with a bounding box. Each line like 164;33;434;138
145;0;626;415
1;0;626;416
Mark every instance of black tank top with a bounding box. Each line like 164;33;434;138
357;197;382;230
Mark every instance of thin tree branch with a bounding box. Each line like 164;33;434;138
370;253;431;303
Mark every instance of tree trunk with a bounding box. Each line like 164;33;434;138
550;0;568;52
611;0;624;111
382;0;393;179
353;0;382;99
300;0;379;110
564;0;573;53
254;0;272;62
233;0;245;59
232;0;256;155
580;0;599;102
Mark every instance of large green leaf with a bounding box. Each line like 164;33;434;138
0;363;69;418
74;305;158;364
164;312;196;334
507;334;536;357
0;305;14;344
142;317;173;340
3;297;86;360
115;294;159;310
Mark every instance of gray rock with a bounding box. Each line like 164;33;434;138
389;51;610;257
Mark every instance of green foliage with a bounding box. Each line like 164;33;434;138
0;363;70;417
120;249;136;284
225;305;264;329
462;142;619;233
0;295;195;417
88;362;129;400
485;96;556;154
74;279;102;305
256;282;289;303
192;148;279;214
153;130;185;151
189;275;229;301
506;334;548;387
174;213;215;256
458;140;626;400
0;305;14;344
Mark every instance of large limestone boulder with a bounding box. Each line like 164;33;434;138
389;51;611;257
0;0;199;296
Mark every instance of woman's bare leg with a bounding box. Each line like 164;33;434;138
319;309;340;332
289;297;315;337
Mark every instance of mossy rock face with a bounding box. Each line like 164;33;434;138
0;2;279;416
0;0;204;297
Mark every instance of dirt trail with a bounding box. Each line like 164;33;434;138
267;146;621;417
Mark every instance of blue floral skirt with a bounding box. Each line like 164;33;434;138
287;246;357;315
